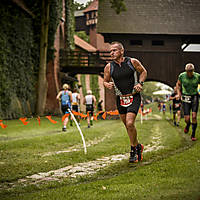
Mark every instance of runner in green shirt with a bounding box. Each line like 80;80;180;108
177;63;200;141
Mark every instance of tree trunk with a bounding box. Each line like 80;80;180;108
36;0;50;115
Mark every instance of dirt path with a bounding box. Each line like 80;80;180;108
15;128;163;187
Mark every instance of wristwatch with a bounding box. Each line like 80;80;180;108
139;81;144;86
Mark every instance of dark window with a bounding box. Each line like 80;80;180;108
152;40;164;46
130;40;143;46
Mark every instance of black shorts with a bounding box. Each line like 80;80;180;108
173;107;181;114
86;104;94;116
72;105;78;112
61;104;70;114
116;93;141;115
182;94;199;116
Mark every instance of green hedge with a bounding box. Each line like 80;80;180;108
0;0;62;119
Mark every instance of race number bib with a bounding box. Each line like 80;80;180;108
174;103;180;108
120;96;134;107
182;95;192;103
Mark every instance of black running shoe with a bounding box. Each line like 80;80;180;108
88;125;90;128
137;144;144;161
62;127;66;132
129;150;138;163
174;121;176;126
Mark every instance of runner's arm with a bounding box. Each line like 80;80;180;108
69;91;73;103
77;93;80;104
93;95;97;108
169;95;175;100
176;79;182;98
56;91;62;100
131;58;147;92
103;63;114;90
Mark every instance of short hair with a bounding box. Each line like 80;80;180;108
110;41;124;50
185;63;194;71
63;84;69;90
87;90;92;95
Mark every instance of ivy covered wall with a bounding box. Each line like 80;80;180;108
0;0;62;119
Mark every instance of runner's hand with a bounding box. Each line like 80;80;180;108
175;94;180;100
105;82;114;90
134;83;143;92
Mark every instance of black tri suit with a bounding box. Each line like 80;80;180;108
110;57;141;115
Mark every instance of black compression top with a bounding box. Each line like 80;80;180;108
111;57;137;95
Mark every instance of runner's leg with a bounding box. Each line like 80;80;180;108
177;110;181;125
191;112;197;139
121;112;138;147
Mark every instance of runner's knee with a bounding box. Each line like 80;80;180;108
184;116;190;123
192;113;197;122
126;121;134;129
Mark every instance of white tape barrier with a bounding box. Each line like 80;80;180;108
68;109;87;154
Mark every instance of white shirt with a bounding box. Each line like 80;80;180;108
85;95;93;105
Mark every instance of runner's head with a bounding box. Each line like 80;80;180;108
110;41;124;60
73;88;78;93
63;84;69;90
87;90;92;95
185;63;194;78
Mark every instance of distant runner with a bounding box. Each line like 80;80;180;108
162;103;166;115
104;41;147;163
56;84;72;132
170;86;181;126
83;90;96;128
177;63;200;141
71;89;81;126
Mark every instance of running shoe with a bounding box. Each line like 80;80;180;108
129;150;138;163
184;127;189;133
137;144;144;161
88;125;90;128
177;122;179;127
191;137;197;141
174;121;176;126
62;127;66;132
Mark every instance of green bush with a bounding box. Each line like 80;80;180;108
0;0;62;119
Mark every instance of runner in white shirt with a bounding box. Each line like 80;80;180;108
71;89;81;125
83;90;96;128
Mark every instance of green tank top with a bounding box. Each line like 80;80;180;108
178;72;200;95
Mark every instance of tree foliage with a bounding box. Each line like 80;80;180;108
74;0;93;10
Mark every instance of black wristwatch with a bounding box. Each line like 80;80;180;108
139;81;144;86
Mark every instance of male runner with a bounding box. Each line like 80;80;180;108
177;63;200;141
56;84;72;131
104;41;147;163
170;86;181;126
83;90;96;128
71;89;81;125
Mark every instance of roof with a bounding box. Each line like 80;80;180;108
98;0;200;35
83;0;98;13
74;10;84;17
74;35;97;52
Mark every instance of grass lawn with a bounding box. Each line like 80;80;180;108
0;104;200;200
